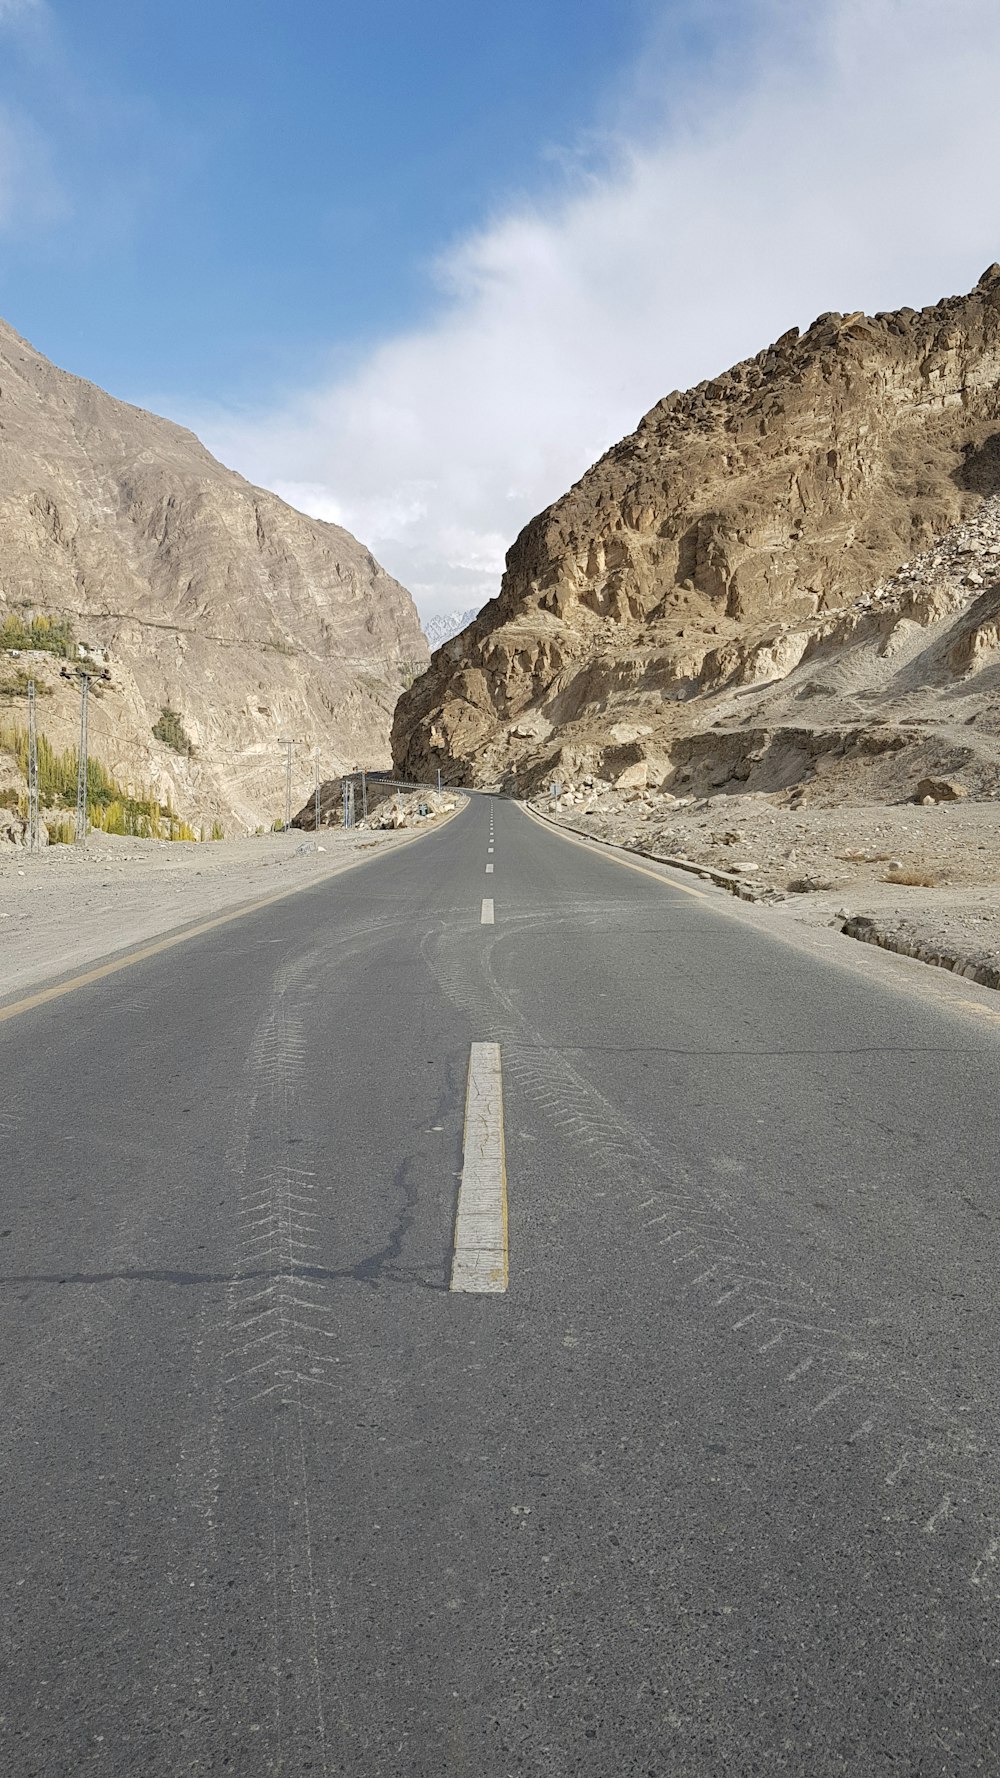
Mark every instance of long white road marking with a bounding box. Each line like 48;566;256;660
485;862;494;873
451;1043;508;1293
481;898;495;924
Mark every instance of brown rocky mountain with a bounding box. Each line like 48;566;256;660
0;317;427;829
392;267;1000;798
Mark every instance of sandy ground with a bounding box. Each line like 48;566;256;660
0;822;439;1001
535;790;1000;979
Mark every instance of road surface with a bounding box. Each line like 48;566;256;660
1;795;998;1775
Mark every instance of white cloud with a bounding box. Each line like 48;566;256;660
194;0;1000;623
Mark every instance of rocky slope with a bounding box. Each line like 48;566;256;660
0;317;427;830
392;267;1000;797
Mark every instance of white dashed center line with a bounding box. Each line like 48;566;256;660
485;862;493;873
451;1042;508;1293
481;898;494;924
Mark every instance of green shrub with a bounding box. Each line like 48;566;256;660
152;706;194;756
0;667;51;702
0;612;76;658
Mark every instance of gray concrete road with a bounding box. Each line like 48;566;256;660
1;796;998;1775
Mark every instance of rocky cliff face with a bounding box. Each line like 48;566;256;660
0;318;427;829
392;268;1000;793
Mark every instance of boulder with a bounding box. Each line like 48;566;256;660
614;763;648;790
915;777;968;802
0;809;48;847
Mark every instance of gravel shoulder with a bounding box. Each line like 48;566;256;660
0;821;446;1002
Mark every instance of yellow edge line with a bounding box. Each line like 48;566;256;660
516;800;710;901
0;798;467;1026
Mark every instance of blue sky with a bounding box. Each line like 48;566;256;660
2;1;1000;621
0;0;688;405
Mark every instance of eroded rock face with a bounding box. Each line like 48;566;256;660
0;318;427;828
392;268;1000;791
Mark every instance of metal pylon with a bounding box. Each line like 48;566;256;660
75;675;89;845
27;678;39;852
282;738;293;830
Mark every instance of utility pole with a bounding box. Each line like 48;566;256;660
314;756;321;838
437;767;442;794
361;768;368;821
27;678;39;852
75;675;89;846
281;737;293;830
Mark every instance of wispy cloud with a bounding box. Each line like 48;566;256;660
193;0;1000;622
0;0;43;25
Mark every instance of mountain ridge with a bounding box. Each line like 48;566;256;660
0;318;427;828
392;266;1000;795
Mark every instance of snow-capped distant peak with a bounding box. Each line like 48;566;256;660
422;607;480;649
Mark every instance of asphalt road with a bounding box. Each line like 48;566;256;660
1;795;999;1776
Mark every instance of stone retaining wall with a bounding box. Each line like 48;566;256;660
840;916;1000;990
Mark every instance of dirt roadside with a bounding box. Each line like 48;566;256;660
532;790;1000;987
0;816;451;1003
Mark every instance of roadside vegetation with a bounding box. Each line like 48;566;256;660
0;720;222;843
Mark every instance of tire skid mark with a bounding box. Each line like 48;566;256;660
221;961;331;1777
420;918;1000;1584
